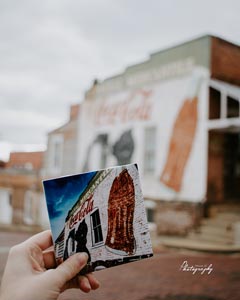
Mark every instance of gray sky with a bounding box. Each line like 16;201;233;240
0;0;239;160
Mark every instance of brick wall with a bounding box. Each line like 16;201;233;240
211;37;240;86
155;200;203;236
7;151;44;170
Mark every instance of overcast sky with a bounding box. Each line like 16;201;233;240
0;0;239;161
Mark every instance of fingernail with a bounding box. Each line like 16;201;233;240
74;252;88;262
77;252;88;261
93;279;100;289
85;281;91;292
82;252;88;260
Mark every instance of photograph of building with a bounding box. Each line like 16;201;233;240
43;164;153;274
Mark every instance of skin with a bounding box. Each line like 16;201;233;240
0;230;100;300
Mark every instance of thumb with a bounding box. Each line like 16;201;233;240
49;253;88;288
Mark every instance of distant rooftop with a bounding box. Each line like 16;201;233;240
6;151;44;171
85;34;240;97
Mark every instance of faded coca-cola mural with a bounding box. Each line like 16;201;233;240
82;129;135;172
105;169;136;255
78;69;209;202
160;75;203;192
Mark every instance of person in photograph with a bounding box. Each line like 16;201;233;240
75;219;91;263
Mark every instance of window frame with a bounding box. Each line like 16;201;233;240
90;208;104;247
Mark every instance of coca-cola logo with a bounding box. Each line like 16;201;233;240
95;89;153;125
69;195;94;229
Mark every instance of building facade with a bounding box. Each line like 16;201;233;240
0;151;48;229
43;35;240;236
44;104;80;177
76;35;240;235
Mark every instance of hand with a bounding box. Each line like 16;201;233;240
0;230;100;300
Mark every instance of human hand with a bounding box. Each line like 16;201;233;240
0;230;100;300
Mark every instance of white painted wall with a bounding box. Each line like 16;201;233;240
77;67;210;203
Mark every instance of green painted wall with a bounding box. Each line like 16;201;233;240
86;35;211;97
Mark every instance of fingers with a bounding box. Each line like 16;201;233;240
64;273;100;293
86;273;100;290
24;230;53;251
78;273;100;292
78;275;91;293
43;249;57;269
42;250;100;293
51;253;88;288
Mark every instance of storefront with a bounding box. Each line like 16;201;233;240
76;35;240;235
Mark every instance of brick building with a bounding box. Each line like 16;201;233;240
0;151;48;229
76;35;240;235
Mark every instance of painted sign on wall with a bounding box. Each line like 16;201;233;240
77;67;209;202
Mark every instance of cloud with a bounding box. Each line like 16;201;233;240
0;0;239;158
43;170;97;239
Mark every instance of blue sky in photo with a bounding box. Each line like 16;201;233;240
43;171;97;241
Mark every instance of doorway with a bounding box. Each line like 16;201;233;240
207;130;240;203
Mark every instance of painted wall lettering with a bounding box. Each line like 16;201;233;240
69;195;94;229
95;89;153;125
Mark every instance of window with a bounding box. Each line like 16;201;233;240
145;200;156;231
90;209;103;246
209;87;221;120
208;81;240;121
55;229;65;258
145;200;156;223
50;134;63;174
146;207;154;223
144;127;156;175
227;96;239;118
97;134;108;169
24;191;34;225
55;241;64;258
0;189;12;224
54;141;62;169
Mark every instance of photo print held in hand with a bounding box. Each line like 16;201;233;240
43;163;153;274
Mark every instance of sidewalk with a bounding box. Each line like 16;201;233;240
151;209;240;255
152;234;240;254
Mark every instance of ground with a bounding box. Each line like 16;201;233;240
0;231;240;300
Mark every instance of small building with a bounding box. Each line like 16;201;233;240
0;151;48;229
76;35;240;235
44;104;80;177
